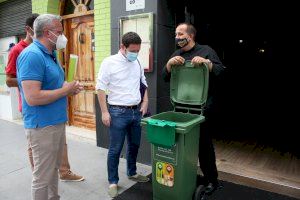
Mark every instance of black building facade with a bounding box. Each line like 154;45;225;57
96;0;299;164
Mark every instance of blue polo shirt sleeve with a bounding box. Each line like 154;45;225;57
17;51;45;83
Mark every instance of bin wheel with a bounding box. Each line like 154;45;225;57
193;184;206;200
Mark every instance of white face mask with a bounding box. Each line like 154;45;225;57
48;30;68;50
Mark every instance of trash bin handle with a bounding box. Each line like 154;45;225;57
184;60;209;69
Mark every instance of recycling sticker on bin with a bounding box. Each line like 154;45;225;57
156;161;174;187
153;144;178;165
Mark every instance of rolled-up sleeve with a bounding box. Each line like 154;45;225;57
96;59;110;91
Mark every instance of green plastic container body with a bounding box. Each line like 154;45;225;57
141;62;209;200
146;118;176;148
141;112;205;200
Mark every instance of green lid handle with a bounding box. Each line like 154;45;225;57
147;119;176;127
184;60;193;68
184;60;209;68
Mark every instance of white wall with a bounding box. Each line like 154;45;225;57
0;87;22;120
0;36;17;51
0;36;22;120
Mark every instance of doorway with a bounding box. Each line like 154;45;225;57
169;0;298;155
63;15;95;130
165;0;299;197
60;0;96;130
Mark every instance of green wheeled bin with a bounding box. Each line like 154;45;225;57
141;62;209;200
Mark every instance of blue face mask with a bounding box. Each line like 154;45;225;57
126;51;138;62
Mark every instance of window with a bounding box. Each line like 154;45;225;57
119;13;154;72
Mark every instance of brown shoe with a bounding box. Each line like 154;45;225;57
60;170;85;182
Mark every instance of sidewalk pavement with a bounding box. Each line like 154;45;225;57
0;119;151;200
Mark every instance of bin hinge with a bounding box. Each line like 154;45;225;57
174;105;204;116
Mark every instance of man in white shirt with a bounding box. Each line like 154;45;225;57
96;32;149;198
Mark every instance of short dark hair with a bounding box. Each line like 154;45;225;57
178;22;197;40
25;13;39;28
121;32;142;48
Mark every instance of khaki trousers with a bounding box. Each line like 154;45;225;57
25;124;65;200
28;135;70;175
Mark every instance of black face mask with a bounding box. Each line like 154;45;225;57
175;38;189;48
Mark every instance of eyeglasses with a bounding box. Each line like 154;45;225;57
49;29;63;35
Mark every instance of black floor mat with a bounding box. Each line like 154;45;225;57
115;175;299;200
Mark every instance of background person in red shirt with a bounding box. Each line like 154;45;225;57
5;13;84;182
5;26;32;113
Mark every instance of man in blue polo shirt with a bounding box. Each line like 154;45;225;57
17;14;83;200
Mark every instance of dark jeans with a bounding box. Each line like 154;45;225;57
198;118;218;184
107;106;142;184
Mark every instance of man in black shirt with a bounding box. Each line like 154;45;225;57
162;22;225;194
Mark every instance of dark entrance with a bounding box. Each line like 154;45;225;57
167;0;299;156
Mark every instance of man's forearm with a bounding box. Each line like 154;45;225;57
143;89;149;102
97;90;108;113
26;88;68;106
6;76;18;87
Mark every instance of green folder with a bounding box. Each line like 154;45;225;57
67;54;78;82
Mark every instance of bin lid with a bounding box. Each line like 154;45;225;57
170;61;209;108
